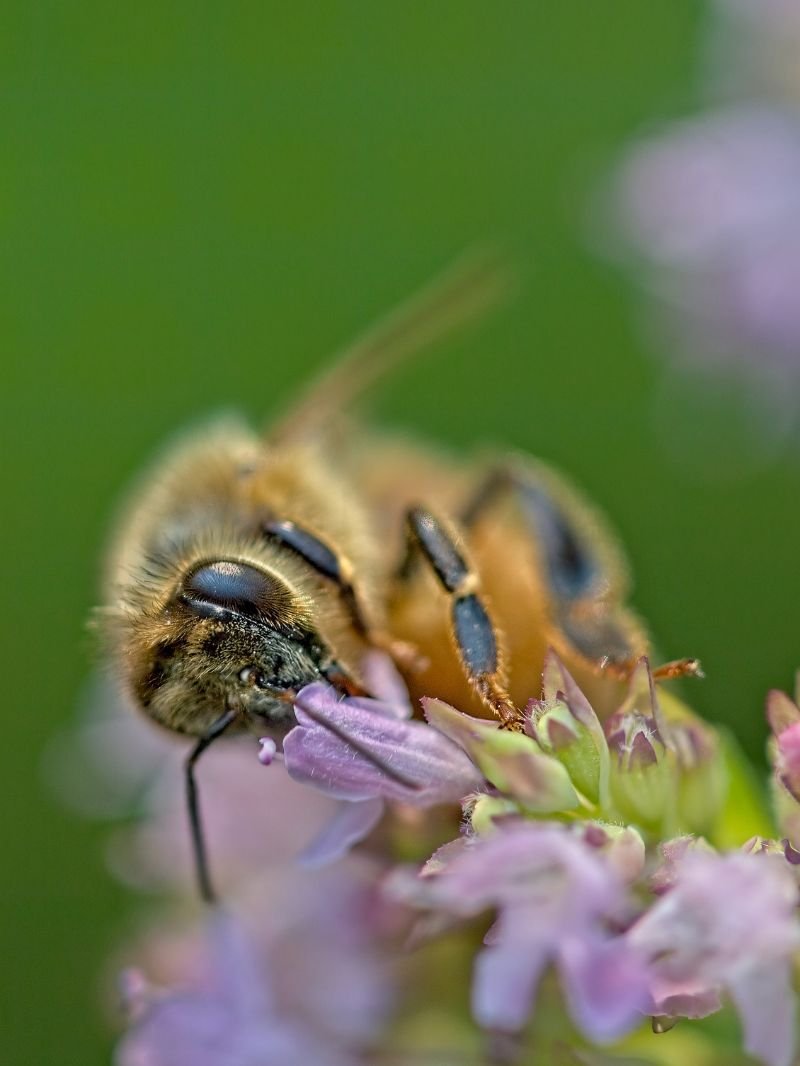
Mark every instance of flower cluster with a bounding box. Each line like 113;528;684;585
61;647;800;1066
117;870;393;1066
606;0;800;430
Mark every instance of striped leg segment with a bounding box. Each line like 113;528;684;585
403;506;522;728
263;519;371;634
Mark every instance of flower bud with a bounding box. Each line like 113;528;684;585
469;794;521;836
574;821;646;882
532;697;604;804
660;694;727;835
604;662;671;829
764;689;800;846
650;834;714;894
606;708;671;829
423;698;579;814
741;835;784;858
534;651;612;808
767;689;800;802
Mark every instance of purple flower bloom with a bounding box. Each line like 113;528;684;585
110;738;339;895
391;822;650;1042
116;911;360;1066
298;797;385;868
64;632;799;1064
765;687;800;849
715;0;799;21
602;0;800;447
613;104;800;400
360;648;414;717
709;0;800;105
278;682;483;862
617;107;800;265
247;865;395;1046
117;860;396;1065
629;850;800;1066
284;683;480;805
649;835;714;895
767;688;800;803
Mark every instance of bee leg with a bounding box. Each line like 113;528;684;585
460;465;643;672
598;655;704;685
401;506;523;729
185;708;238;904
461;467;703;682
650;657;704;681
263;519;421;670
461;466;600;601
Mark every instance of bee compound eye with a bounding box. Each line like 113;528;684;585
181;560;289;622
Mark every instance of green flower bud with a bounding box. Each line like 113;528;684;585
606;708;672;830
662;696;727;835
469;794;520;835
533;697;604;804
574;821;646;882
423;698;579;814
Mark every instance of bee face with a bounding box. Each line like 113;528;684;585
127;557;331;737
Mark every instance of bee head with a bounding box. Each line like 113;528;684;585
124;558;334;737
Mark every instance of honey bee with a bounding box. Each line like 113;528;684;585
100;252;698;901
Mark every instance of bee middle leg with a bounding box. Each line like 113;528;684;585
459;464;701;682
397;506;524;729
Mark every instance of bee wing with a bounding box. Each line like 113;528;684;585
267;246;515;443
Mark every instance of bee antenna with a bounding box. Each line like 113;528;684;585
268;246;516;443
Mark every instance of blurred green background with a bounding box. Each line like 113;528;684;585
3;2;798;1062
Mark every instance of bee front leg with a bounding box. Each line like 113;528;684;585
262;519;421;672
399;506;523;730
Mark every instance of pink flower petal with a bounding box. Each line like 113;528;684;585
730;963;796;1066
558;935;650;1042
299;799;385;868
472;937;548;1032
284;683;481;806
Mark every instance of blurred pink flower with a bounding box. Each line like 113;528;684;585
708;0;800;105
629;850;800;1066
614;106;800;392
117;904;372;1066
116;853;397;1064
113;737;340;894
767;688;800;803
392;822;650;1042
